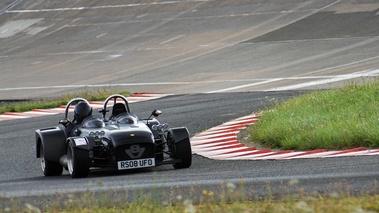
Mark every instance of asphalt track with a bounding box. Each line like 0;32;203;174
1;92;379;207
1;0;379;208
1;0;379;99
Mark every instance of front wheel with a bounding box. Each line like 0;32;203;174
67;141;90;178
172;137;192;169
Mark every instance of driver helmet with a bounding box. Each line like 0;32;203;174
74;101;92;123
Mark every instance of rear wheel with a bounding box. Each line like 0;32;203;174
172;136;192;169
40;144;63;176
67;141;90;178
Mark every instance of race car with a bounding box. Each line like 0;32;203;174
35;94;192;178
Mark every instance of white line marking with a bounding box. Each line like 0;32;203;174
160;35;185;45
264;69;379;91
205;79;284;93
0;83;194;91
0;115;29;119
297;55;379;77
2;70;379;92
96;33;107;38
0;18;43;38
6;0;213;13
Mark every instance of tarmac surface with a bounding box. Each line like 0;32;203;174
1;0;379;208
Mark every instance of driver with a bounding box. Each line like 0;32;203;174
73;101;93;125
61;101;93;137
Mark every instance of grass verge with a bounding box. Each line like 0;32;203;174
3;181;379;213
0;88;130;114
248;81;379;150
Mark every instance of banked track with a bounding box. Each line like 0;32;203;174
2;94;379;160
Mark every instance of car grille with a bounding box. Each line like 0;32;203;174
115;143;155;161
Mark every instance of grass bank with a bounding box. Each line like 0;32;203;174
248;81;379;150
0;88;130;114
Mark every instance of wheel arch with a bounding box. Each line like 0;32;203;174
168;127;192;169
35;126;66;162
167;127;190;143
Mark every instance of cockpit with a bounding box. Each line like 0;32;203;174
81;117;105;128
113;113;138;124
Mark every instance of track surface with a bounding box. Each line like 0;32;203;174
1;0;379;99
1;0;379;207
1;93;379;206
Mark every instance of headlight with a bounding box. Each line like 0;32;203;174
152;123;169;132
89;131;105;137
152;124;158;131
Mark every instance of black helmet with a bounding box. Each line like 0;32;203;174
74;101;92;123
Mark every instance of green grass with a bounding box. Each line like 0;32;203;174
3;181;379;213
248;81;379;150
54;195;379;213
0;88;130;114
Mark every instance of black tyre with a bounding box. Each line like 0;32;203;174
155;139;165;162
173;137;192;169
67;141;90;178
40;145;63;176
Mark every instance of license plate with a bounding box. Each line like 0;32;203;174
117;158;155;170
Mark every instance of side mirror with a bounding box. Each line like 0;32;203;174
59;118;70;126
147;110;162;124
152;109;162;117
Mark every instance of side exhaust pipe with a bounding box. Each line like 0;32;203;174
59;155;68;170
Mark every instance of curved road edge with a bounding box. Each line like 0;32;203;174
191;114;379;160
